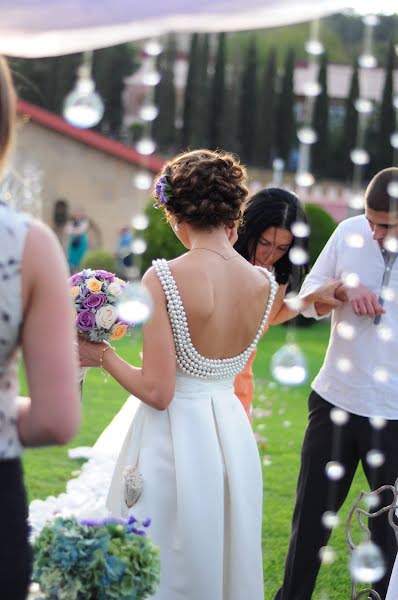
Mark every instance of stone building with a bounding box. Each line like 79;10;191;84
11;99;163;252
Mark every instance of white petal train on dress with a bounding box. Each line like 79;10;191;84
29;259;277;600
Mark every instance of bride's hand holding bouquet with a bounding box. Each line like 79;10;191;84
70;269;134;390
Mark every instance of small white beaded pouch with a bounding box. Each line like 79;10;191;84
123;464;144;508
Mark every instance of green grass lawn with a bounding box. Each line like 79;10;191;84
22;323;372;599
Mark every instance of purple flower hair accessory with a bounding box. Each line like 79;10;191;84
154;175;173;209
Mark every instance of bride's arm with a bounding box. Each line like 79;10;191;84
79;268;176;411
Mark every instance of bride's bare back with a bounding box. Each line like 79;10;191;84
168;251;271;359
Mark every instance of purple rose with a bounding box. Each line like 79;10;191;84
95;270;115;280
82;293;106;310
70;273;82;285
76;309;96;332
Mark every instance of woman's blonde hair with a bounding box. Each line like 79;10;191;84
0;56;15;174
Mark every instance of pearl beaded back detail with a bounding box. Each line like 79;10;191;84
153;258;278;380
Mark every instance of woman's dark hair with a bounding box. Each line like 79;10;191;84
153;149;248;230
234;187;309;285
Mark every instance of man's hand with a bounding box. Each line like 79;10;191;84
339;283;385;318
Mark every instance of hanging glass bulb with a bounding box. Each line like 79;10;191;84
322;511;340;529
330;408;349;426
289;247;309;265
144;39;163;57
301;81;322;97
345;232;365;248
142;70;161;86
295;171;315;188
270;344;308;386
297;127;318;145
131;238;148;255
390;133;398;149
388;181;398;199
350;149;370;166
372;367;390;383
319;546;336;565
132;214;149;231
325;461;345;481
291;222;310;238
350;541;386;583
117;283;153;326
358;54;377;69
139;104;159;122
369;416;386;430
354;98;373;115
336;321;356;340
305;40;324;56
135;137;156;156
63;55;104;129
348;193;365;211
366;449;385;468
133;171;153;191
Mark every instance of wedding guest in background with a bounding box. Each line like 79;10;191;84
233;188;308;416
65;208;90;273
275;168;398;600
0;56;80;598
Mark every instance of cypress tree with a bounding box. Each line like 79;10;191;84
340;59;359;180
92;44;138;136
208;33;226;149
376;41;395;171
237;37;259;164
192;34;211;148
153;34;177;152
312;52;329;177
275;49;296;164
254;48;277;168
181;33;201;150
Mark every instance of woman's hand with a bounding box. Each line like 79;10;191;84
78;337;110;368
311;278;344;315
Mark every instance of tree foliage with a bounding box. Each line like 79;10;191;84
275;49;296;163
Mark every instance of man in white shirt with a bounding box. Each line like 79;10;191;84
275;167;398;600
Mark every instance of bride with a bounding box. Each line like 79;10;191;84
29;151;342;599
69;149;282;599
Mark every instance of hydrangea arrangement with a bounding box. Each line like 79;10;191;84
70;269;133;342
32;516;160;600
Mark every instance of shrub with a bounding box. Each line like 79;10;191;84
141;203;185;273
80;249;117;273
304;202;337;267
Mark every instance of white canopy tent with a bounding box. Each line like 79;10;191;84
0;0;381;58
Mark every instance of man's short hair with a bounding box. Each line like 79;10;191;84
365;167;398;212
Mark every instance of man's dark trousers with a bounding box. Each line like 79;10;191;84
274;391;398;600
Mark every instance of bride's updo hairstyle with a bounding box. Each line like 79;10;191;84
0;57;15;174
153;149;248;229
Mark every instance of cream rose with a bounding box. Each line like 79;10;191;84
107;282;122;298
95;305;118;329
86;278;103;293
70;285;80;298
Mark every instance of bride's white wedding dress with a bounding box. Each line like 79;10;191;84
30;259;277;600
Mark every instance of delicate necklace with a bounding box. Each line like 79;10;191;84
191;247;239;261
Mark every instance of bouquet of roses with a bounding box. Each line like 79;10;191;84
32;516;160;600
70;269;133;343
70;269;134;392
